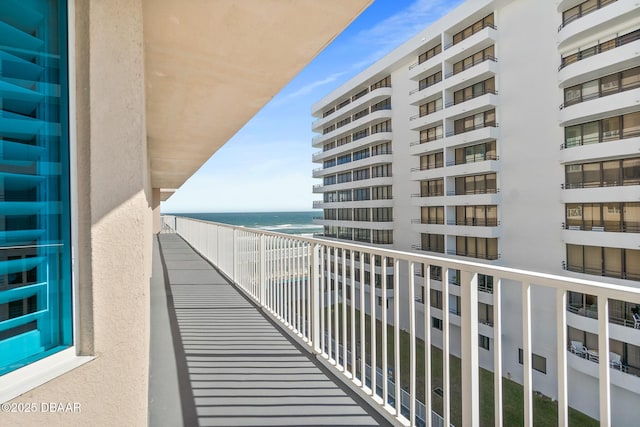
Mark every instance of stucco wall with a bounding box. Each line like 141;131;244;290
4;0;152;425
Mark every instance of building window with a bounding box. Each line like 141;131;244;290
372;164;391;178
337;172;351;184
370;75;391;90
337;190;352;202
372;208;393;222
372;230;393;245
562;0;617;28
430;265;443;281
324;209;337;220
421;206;444;225
560;29;640;69
563;67;640;108
323;124;335;135
323;176;336;186
0;0;72;376
352;88;369;102
454;109;496;134
353;168;369;181
564;112;640;148
322;107;335;118
418;43;442;64
454;205;498;226
419;152;444;170
337;154;351;165
518;349;547;374
323;159;336;169
353;228;371;243
353;148;369;161
478;274;494;293
336;135;351;146
353;107;369;121
479;303;494;326
452;45;495;75
454;77;496;105
420;178;444;197
371;142;391;156
452;13;495;45
455;173;497;195
565;202;639;232
354;188;371;201
454;237;499;260
371;98;391;112
564;158;640;188
337;98;351;110
419;71;443;91
419;98;443;117
372;186;392;200
353;208;370;222
479;335;491;350
432;317;443;330
455;141;497;164
337;208;352;221
430;289;443;309
420;124;444;143
353;128;369;141
566;244;640;281
421;233;445;253
371;120;391;134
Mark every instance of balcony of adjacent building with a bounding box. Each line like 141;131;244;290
557;27;640;88
312;87;393;133
157;216;640;427
557;0;639;49
559;66;640;126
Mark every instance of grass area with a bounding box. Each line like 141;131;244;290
325;304;598;427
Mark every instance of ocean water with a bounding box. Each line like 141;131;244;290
172;211;323;236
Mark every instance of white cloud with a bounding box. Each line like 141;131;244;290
354;0;463;54
274;71;348;105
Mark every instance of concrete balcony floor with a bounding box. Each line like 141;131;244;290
149;233;390;426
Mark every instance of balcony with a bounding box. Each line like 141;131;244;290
558;0;636;49
159;216;640;427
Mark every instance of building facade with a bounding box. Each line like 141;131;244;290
311;0;640;424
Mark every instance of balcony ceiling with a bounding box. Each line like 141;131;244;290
143;0;372;192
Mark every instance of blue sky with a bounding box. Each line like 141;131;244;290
161;0;464;213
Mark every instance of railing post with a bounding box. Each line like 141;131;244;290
311;243;321;354
461;270;479;427
557;288;568;427
522;282;533;427
597;295;611;427
232;228;238;282
259;234;266;307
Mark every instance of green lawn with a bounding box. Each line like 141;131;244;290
325;304;597;427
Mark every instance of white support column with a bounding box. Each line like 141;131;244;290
443;268;451;427
424;264;432;427
522;282;532;427
232;228;238;282
409;262;416;424
597;295;611;427
381;256;388;406
311;243;321;354
370;253;377;397
461;271;479;427
393;258;401;418
557;288;568;427
493;278;503;427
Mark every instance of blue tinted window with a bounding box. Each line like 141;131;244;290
0;0;71;375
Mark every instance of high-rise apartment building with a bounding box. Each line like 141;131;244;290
311;0;640;424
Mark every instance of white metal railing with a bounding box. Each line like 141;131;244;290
161;216;640;427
